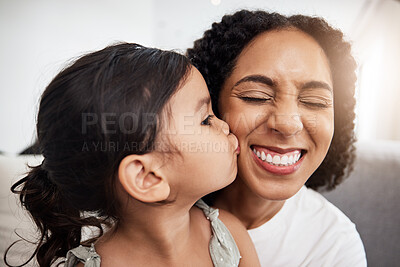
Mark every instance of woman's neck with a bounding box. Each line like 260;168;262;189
214;178;285;229
96;201;211;266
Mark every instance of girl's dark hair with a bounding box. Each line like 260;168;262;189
20;141;40;155
187;10;357;191
6;43;191;267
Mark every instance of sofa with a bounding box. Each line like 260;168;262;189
1;140;399;266
0;154;43;266
322;140;400;267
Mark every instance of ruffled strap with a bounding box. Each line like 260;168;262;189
195;199;241;267
65;244;101;267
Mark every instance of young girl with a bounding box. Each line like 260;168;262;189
5;43;260;267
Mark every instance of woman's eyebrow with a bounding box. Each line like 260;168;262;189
232;75;275;90
301;81;333;92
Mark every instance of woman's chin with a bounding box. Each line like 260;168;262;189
256;184;303;201
240;171;305;201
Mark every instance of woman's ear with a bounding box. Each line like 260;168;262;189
118;154;170;203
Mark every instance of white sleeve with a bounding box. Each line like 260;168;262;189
330;224;367;267
299;199;367;267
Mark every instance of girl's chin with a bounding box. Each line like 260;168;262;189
215;169;238;192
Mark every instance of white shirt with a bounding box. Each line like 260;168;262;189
248;186;367;267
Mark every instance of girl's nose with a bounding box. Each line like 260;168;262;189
218;117;230;136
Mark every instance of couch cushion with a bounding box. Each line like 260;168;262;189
0;154;43;266
322;140;400;267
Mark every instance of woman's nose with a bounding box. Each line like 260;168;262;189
266;104;304;137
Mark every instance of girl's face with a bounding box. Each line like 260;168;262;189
160;67;239;201
218;29;334;200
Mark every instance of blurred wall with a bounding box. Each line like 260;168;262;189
153;0;365;51
0;0;156;154
354;0;400;140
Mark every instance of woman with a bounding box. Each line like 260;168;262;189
187;10;367;266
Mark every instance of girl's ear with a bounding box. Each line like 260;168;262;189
118;154;170;203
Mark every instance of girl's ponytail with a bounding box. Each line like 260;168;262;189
6;164;83;267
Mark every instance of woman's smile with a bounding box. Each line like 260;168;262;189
250;145;306;175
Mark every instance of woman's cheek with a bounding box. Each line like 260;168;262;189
303;110;334;151
224;106;265;137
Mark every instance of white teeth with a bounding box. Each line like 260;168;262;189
281;155;288;165
288;155;294;165
261;151;266;161
266;153;273;163
272;155;280;165
253;147;303;166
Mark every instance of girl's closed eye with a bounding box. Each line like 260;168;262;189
201;115;214;125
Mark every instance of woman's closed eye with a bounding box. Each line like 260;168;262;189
201;115;214;125
234;88;274;104
299;97;332;108
238;95;273;103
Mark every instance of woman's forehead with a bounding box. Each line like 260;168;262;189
229;29;332;89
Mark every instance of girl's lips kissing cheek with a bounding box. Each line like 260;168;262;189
235;143;240;154
229;133;240;154
250;145;306;175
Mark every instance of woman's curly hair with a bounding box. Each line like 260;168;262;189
187;10;357;191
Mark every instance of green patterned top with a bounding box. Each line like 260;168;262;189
65;199;241;267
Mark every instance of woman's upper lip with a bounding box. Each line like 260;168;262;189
252;145;306;154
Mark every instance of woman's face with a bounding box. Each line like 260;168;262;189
218;29;334;200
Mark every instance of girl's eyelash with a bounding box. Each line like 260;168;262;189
201;115;214;125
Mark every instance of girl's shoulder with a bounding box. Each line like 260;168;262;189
65;244;100;267
194;199;260;267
